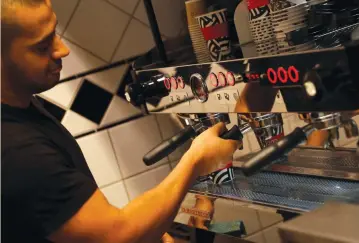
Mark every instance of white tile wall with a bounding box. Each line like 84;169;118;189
77;130;122;188
124;164;171;200
109;115;168;178
134;0;186;38
60;39;106;79
107;0;140;15
52;0;80;35
112;18;155;62
100;96;142;128
40;78;83;109
86;65;128;94
63;0;131;62
61;110;98;137
101;181;129;208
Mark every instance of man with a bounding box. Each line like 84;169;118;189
1;1;239;243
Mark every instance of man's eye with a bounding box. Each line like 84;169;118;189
37;44;51;53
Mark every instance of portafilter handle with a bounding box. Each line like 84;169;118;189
143;125;243;166
241;124;315;176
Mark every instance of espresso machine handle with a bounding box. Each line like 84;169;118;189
143;125;242;166
143;126;196;166
241;127;309;176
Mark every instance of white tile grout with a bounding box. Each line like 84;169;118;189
60;0;82;37
61;36;110;64
99;179;124;189
123;162;171;181
101;0;138;17
107;130;132;201
109;16;134;63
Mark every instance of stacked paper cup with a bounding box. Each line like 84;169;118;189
247;0;279;56
271;2;315;53
306;0;327;6
185;0;211;63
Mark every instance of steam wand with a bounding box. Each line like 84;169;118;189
241;124;315;176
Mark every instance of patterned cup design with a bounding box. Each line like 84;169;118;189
249;4;272;21
270;0;296;12
196;162;235;184
209;166;235;184
196;9;232;61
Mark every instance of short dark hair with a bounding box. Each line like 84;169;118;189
1;0;46;53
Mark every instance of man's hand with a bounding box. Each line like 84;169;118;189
187;122;240;176
161;233;174;243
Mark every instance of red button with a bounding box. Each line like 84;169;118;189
278;67;288;83
170;77;178;90
288;66;299;83
210;73;218;87
227;72;235;86
177;76;185;89
164;78;171;90
218;72;227;86
267;68;277;84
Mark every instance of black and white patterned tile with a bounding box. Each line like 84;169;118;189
70;79;113;124
36;96;67;122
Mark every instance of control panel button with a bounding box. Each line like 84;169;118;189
218;72;227;86
164;78;171;90
227;72;236;86
170;77;178;90
177;76;185;89
210;73;218;87
267;68;278;84
288;66;299;83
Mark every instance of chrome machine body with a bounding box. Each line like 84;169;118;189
125;6;359;240
125;43;359;241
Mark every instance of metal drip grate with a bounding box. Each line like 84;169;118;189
191;170;359;212
286;148;359;170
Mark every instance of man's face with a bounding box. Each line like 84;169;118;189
3;1;70;94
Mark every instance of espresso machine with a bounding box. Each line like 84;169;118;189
124;1;359;242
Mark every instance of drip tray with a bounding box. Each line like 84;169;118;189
190;171;359;212
234;147;359;181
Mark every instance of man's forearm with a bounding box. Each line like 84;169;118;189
120;151;199;243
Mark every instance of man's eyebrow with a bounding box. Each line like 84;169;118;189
35;19;58;44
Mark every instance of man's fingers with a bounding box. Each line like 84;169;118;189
229;139;241;151
210;122;227;136
161;232;174;243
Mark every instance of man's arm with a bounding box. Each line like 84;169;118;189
49;123;239;243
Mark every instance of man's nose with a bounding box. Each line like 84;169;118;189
52;36;70;59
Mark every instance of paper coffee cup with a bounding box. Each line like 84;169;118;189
209;162;235;184
185;0;207;26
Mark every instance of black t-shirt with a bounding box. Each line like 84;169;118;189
1;97;98;243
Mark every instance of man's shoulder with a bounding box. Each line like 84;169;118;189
1;118;49;154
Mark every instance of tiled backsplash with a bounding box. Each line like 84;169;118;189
41;0;359;211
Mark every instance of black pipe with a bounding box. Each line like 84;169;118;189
59;54;143;83
143;0;168;65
